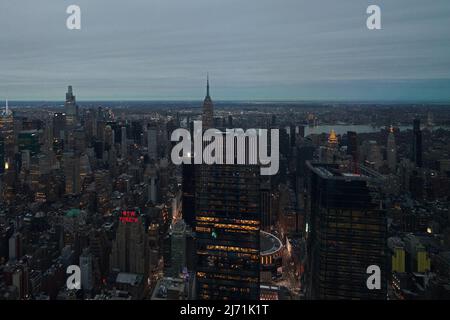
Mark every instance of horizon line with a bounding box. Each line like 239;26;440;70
4;98;450;105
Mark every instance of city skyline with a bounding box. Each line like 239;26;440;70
1;81;450;301
1;0;450;101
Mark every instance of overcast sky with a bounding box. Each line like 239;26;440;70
1;0;450;101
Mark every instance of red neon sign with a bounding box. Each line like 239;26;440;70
120;210;138;224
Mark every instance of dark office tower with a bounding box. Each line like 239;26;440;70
228;115;233;127
94;140;104;160
0;100;14;167
261;180;272;231
297;145;314;178
131;121;142;143
166;119;178;142
412;118;423;168
195;164;261;300
63;152;81;195
409;169;424;200
347;131;359;173
53;112;66;140
147;125;157;161
298;125;305;139
305;162;387;300
182;163;196;226
271;115;277;127
18;131;40;156
65;86;79;128
290;125;297;147
121;126;128;159
0;137;4;174
279;129;290;157
202;76;214;129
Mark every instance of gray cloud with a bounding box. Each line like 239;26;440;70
1;0;450;101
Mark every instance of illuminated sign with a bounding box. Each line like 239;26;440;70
120;210;138;224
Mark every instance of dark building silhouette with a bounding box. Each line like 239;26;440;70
194;164;261;300
290;125;297;147
182;163;196;226
53;112;66;140
261;180;272;231
193;79;261;300
0;137;4;174
305;162;387;299
412;118;423;168
298;125;305;139
347;131;359;173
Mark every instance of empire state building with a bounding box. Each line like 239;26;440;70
202;76;214;129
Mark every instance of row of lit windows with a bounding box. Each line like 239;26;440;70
197;250;259;260
196;222;259;231
196;272;259;283
205;245;258;254
196;216;259;225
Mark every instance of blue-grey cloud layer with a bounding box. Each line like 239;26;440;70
1;0;450;101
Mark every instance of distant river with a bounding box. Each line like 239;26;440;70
285;125;450;136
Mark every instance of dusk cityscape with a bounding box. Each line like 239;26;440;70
1;0;450;311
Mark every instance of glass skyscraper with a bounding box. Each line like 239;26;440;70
305;162;387;300
195;164;261;300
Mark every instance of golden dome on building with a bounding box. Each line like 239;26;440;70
328;129;338;144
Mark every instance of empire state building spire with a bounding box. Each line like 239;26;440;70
206;74;210;98
202;75;214;129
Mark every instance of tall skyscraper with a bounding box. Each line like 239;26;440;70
80;248;94;291
63;152;81;195
305;162;387;299
0;137;4;175
261;180;272;231
121;126;128;159
18;130;40;156
110;214;149;276
412;118;423;168
387;126;397;172
181;162;196;226
169;219;187;277
195;164;261;300
147;125;157;161
145;166;158;204
290;125;297;147
65;86;79;128
202;76;214;129
194;81;261;299
347;131;359;173
8;232;22;262
53;112;66;140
